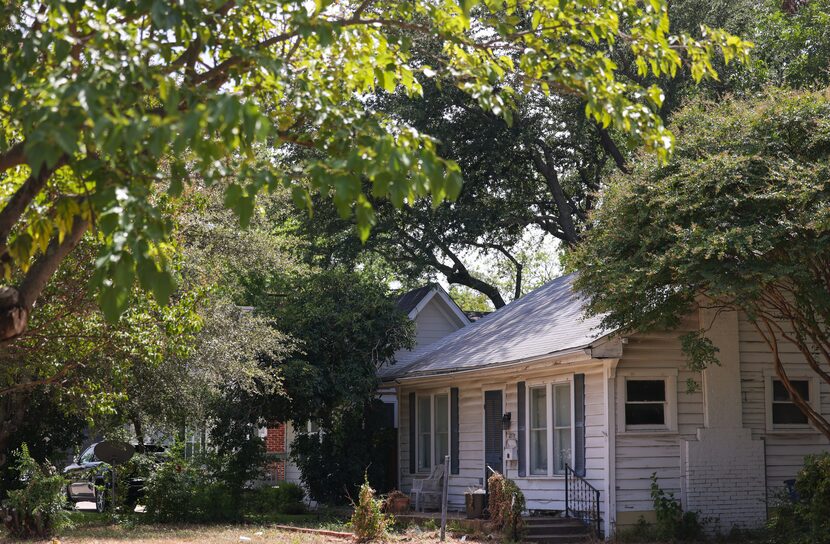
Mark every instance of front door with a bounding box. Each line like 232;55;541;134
484;389;504;484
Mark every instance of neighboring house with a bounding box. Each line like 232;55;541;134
263;284;471;486
380;273;830;536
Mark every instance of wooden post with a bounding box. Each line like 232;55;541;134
440;454;450;541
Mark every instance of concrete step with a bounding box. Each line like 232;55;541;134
525;523;590;536
522;516;570;525
524;535;591;544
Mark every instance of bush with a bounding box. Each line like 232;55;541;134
618;473;705;542
350;476;390;542
248;482;306;515
143;446;241;523
769;453;830;544
0;444;70;539
487;471;525;540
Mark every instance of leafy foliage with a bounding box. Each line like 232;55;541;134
769;454;830;544
0;0;750;337
248;483;306;516
291;399;396;504
570;88;830;435
649;473;705;541
350;475;390;542
144;445;243;523
0;444;70;539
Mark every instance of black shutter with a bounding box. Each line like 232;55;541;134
517;381;526;477
450;387;460;474
574;373;586;476
409;392;416;474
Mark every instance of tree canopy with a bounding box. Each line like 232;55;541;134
569;87;830;438
0;0;750;340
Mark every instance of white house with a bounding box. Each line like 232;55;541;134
278;284;471;485
379;273;830;536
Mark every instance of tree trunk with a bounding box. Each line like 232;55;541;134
446;269;507;308
0;215;89;342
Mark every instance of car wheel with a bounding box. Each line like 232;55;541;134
95;488;107;513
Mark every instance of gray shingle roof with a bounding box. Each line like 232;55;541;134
379;273;610;380
395;285;435;315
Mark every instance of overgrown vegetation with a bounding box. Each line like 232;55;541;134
349;476;390;542
768;453;830;544
617;473;705;542
487;471;525;541
0;444;70;539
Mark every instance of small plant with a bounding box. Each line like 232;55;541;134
1;444;70;539
382;489;410;513
350;475;390;542
649;473;705;541
487;471;525;540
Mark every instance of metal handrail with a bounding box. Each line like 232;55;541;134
564;464;602;537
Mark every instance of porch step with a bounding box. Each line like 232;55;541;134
524;535;591;544
522;516;592;544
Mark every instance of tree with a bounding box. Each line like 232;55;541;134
569;88;830;439
0;0;751;339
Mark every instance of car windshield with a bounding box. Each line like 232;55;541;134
78;446;96;464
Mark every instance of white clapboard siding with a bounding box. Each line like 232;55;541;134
614;314;704;514
394;295;466;364
399;362;608;521
737;312;830;497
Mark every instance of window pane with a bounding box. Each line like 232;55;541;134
530;429;548;475
435;394;449;464
531;387;547;428
773;403;809;425
627;380;666;402
418;397;431;433
435;395;449;433
773;380;810;402
418;397;431;470
554;384;571;427
554;428;571;474
625;403;665;425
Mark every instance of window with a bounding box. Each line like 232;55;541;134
417;396;431;471
529;387;548;475
625;379;666;427
435;394;449;466
553;383;572;474
772;379;810;426
527;381;573;476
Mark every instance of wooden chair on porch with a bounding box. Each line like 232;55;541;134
412;462;445;512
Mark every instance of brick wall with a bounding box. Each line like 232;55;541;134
683;427;767;531
265;423;286;482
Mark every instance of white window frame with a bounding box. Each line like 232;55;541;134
415;391;450;473
616;370;677;433
524;377;574;478
764;370;821;433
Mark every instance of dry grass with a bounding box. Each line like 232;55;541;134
1;524;486;544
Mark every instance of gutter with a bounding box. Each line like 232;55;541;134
379;345;593;386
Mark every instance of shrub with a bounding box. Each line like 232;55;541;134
350;476;390;542
0;444;70;539
143;446;243;523
769;453;830;544
248;483;306;515
487;471;525;540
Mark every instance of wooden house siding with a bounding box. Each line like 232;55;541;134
398;359;609;520
737;313;830;499
613;315;704;518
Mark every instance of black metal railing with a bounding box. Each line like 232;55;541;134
564;464;602;537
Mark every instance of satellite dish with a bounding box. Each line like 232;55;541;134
94;441;135;465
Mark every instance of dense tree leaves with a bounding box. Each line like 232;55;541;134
0;0;750;339
569;88;830;438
